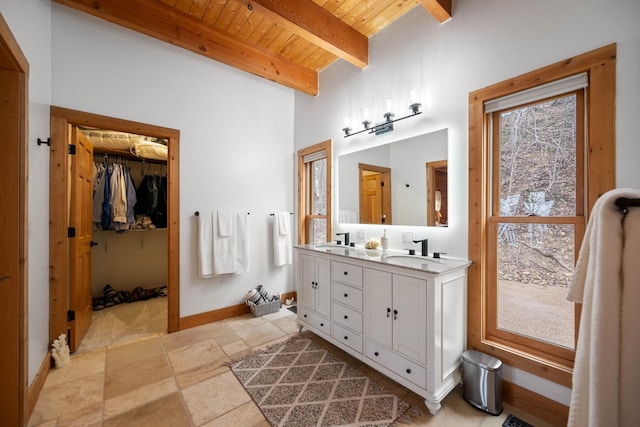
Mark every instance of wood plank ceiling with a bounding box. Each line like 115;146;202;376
53;0;452;95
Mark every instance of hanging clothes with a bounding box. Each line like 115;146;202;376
92;156;138;232
134;171;167;229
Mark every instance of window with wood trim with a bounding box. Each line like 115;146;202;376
298;140;332;244
468;44;616;387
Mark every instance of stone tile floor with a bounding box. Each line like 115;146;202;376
29;306;551;426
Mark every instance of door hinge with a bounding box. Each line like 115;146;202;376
67;227;76;238
67;310;75;321
68;144;76;155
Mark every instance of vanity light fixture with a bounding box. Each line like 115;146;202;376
342;89;422;138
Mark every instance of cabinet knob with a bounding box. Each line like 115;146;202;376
304;314;307;318
386;308;391;318
406;368;412;374
320;323;324;327
344;315;348;319
343;271;348;275
344;336;348;340
393;309;398;320
344;293;348;298
374;351;379;357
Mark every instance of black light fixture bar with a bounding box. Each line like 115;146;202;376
343;106;422;138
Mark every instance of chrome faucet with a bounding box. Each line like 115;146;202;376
336;232;350;246
413;238;429;256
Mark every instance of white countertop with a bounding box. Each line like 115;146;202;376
295;243;471;274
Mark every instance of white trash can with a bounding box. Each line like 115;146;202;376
462;349;503;415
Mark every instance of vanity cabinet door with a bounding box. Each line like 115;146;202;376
298;252;331;317
363;268;393;348
392;274;427;364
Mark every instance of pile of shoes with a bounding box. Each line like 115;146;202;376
92;284;168;311
244;285;278;307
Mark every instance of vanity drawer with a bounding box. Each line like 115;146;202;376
332;323;363;353
331;282;363;311
331;261;363;287
365;340;427;389
331;301;363;334
298;308;331;338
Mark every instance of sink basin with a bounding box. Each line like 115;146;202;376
312;243;344;249
381;254;434;262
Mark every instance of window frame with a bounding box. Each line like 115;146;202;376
487;90;585;362
468;44;616;387
297;140;333;244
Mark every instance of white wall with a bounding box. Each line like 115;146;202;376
294;0;640;406
0;0;52;385
50;4;296;318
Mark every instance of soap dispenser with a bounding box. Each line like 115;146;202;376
381;229;389;251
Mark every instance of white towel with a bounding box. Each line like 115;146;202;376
213;210;236;274
197;211;214;278
273;211;292;266
278;211;291;235
235;212;249;274
217;210;233;236
567;188;640;427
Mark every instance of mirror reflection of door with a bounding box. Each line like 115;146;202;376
359;163;392;224
426;160;448;226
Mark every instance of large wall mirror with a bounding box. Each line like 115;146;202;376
338;129;448;227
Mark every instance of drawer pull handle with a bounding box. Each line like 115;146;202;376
406;368;412;374
344;271;348;275
374;351;379;356
344;293;348;298
393;309;398;320
344;336;348;340
386;307;391;318
344;315;348;319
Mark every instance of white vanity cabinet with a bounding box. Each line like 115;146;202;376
330;260;364;353
297;251;331;337
295;246;470;415
363;269;427;365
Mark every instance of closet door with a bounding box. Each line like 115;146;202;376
69;128;94;351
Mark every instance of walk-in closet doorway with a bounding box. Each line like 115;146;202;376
49;107;181;352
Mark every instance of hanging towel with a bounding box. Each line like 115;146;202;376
197;211;214;278
273;211;292;266
235;212;249;274
567;188;640;427
278;211;290;235
217;210;233;237
213;210;236;274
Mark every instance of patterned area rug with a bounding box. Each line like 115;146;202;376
229;336;421;426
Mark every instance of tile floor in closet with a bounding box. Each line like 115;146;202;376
29;303;552;426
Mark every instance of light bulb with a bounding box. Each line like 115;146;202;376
409;87;419;105
361;106;370;121
383;97;393;115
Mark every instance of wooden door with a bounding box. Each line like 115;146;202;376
360;173;382;223
359;163;392;224
69;128;94;351
0;66;24;426
0;14;28;425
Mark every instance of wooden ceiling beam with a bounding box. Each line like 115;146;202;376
236;0;368;69
53;0;319;95
420;0;452;23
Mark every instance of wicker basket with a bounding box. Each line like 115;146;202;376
250;296;282;317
